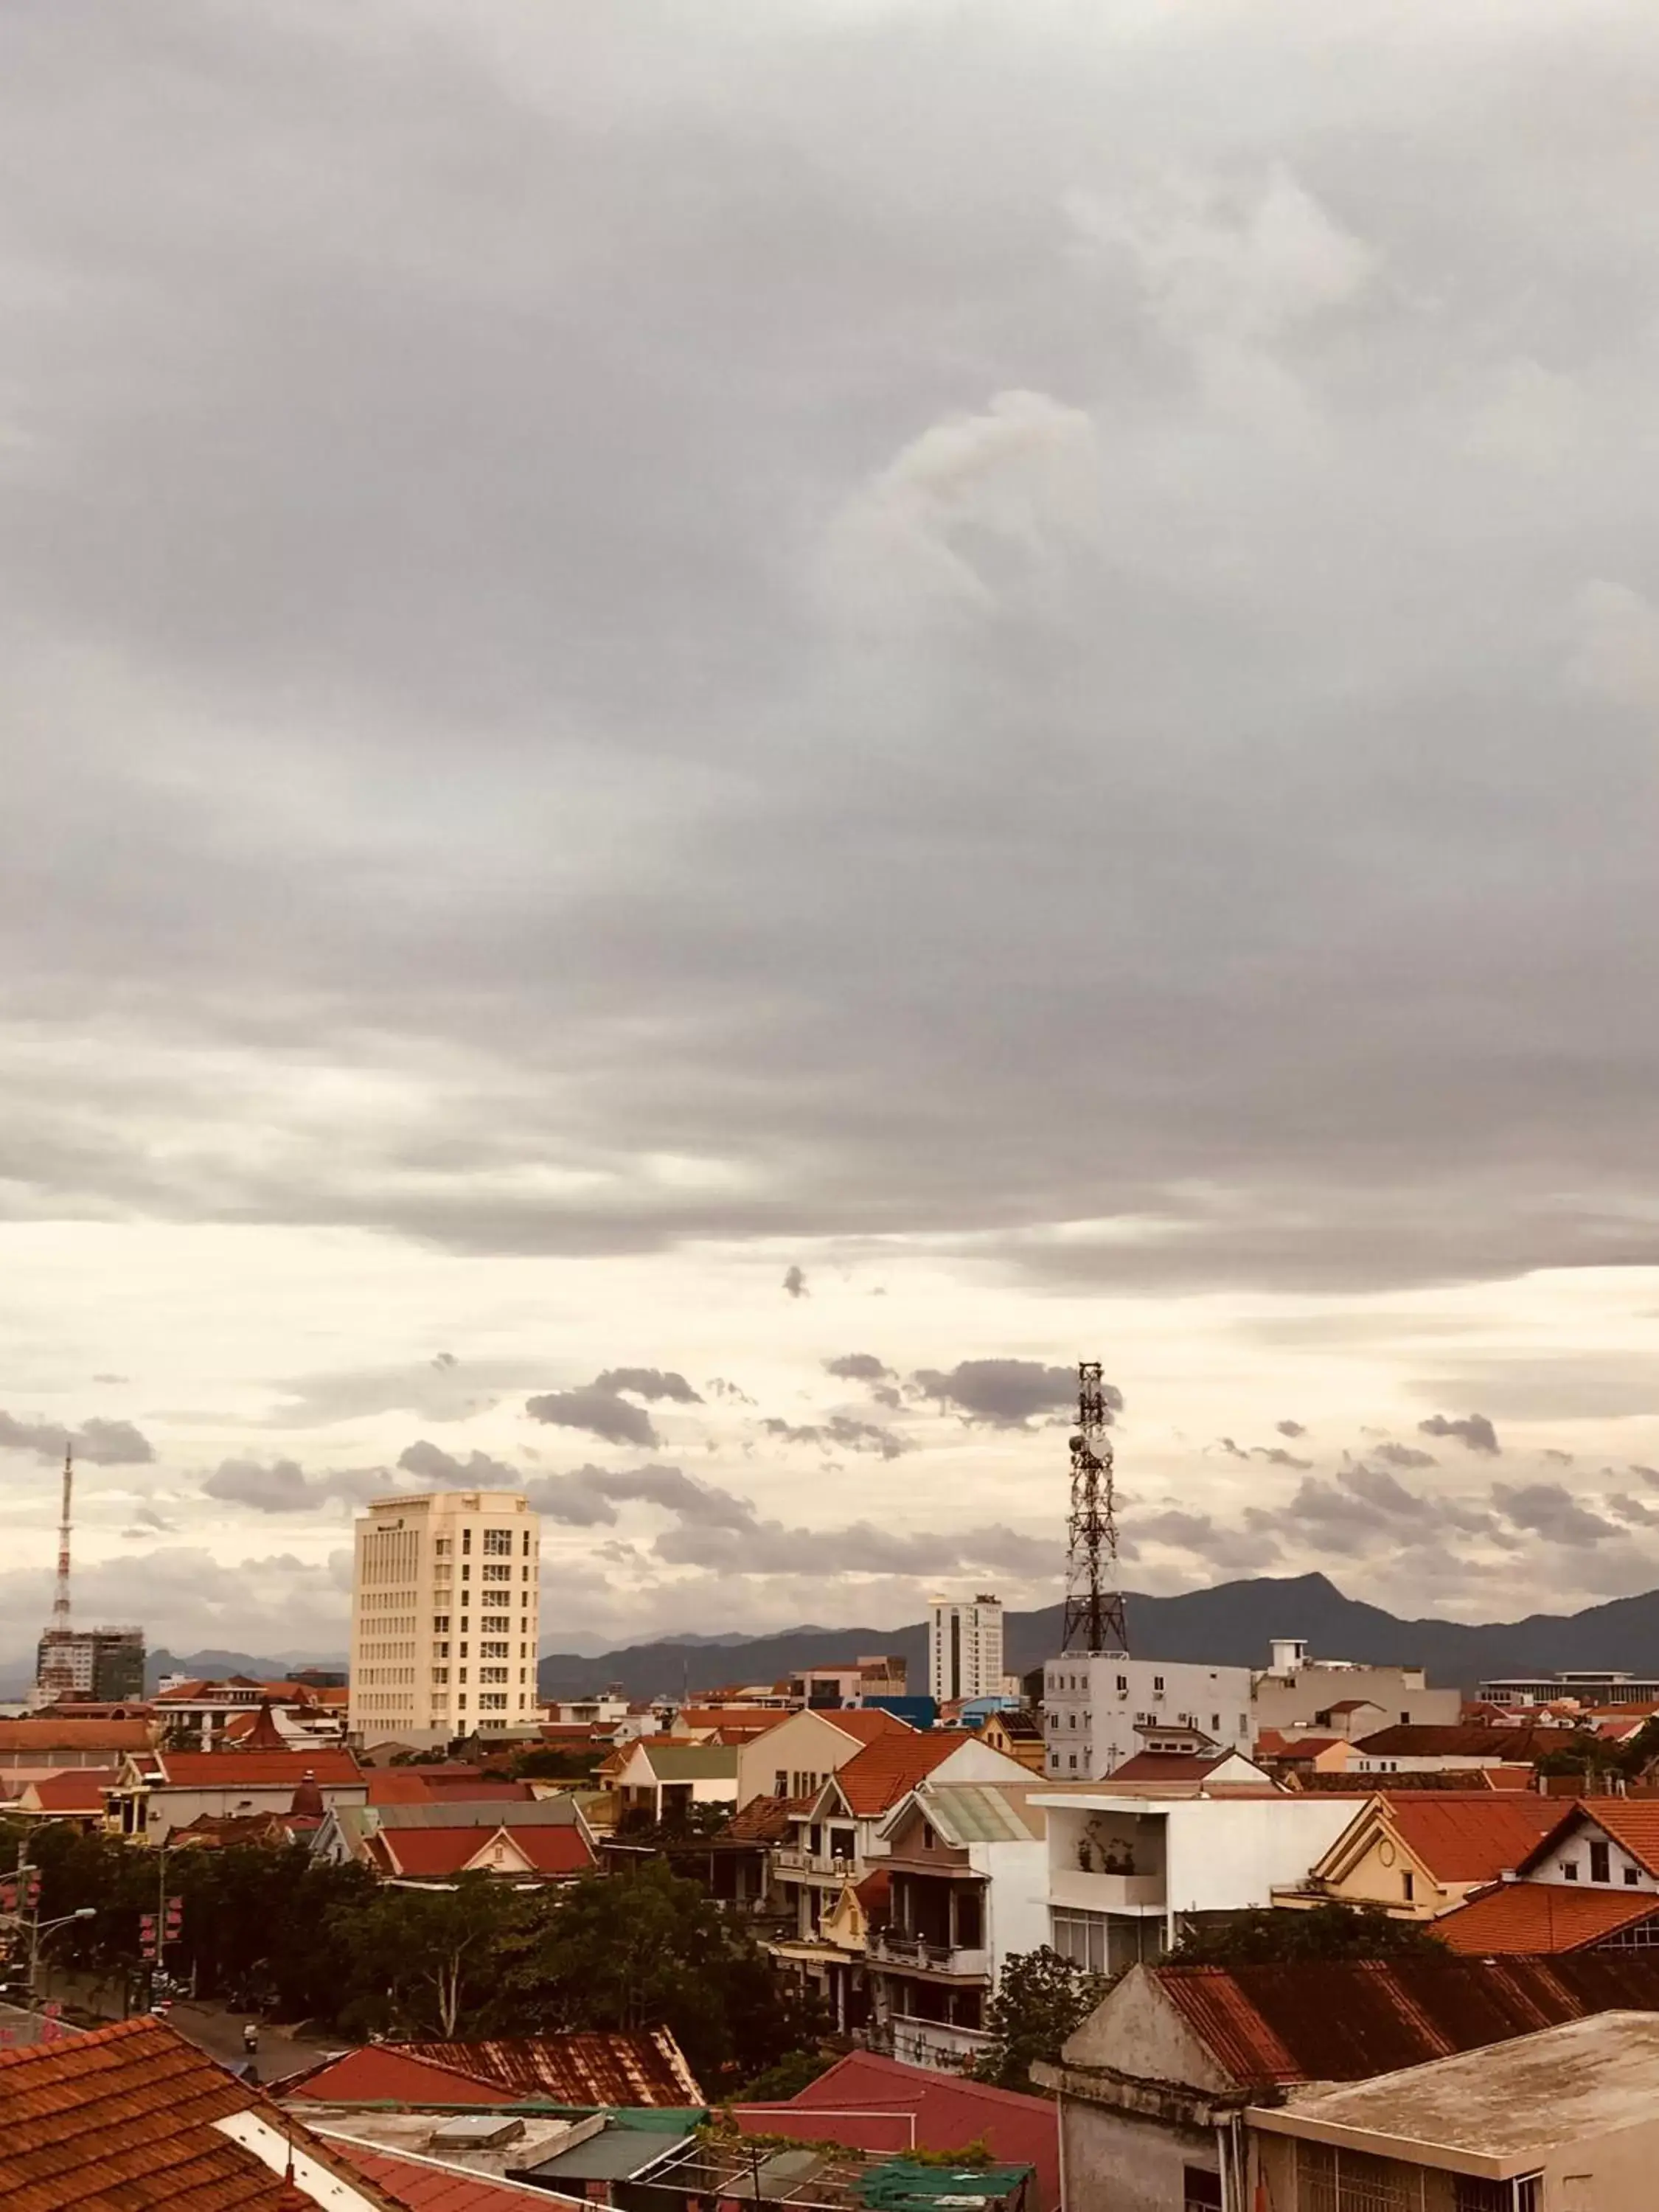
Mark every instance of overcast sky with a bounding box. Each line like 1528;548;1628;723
7;0;1659;1669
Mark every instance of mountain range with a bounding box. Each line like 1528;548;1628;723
536;1571;1659;1700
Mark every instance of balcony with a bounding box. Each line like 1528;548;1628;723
882;2017;992;2073
1050;1867;1165;1915
868;1928;990;1979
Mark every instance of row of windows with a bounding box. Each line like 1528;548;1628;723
359;1641;416;1661
355;1691;415;1713
360;1591;416;1611
1561;1840;1642;1887
358;1666;415;1685
773;1770;824;1798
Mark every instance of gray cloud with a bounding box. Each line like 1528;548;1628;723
1374;1442;1438;1470
1276;1420;1307;1439
825;1353;902;1410
1491;1481;1618;1548
759;1413;911;1461
1419;1413;1501;1456
592;1368;703;1404
653;1514;1054;1580
782;1267;809;1301
525;1387;661;1449
204;1455;386;1513
911;1360;1107;1430
0;1412;154;1466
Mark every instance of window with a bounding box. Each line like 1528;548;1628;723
431;1668;449;1685
523;1528;532;1555
479;1692;508;1710
434;1642;450;1660
1402;1871;1415;1904
922;1823;935;1851
1181;2169;1222;2211
1068;1753;1077;1770
483;1563;512;1582
1627;1866;1641;1885
462;1528;472;1554
1153;1675;1164;1691
434;1538;451;1557
1117;1674;1128;1693
484;1528;512;1556
1590;1840;1611;1884
774;1770;789;1798
1562;1860;1580;1880
461;1564;470;1582
480;1666;509;1684
481;1640;509;1658
432;1616;450;1633
1211;1714;1220;1731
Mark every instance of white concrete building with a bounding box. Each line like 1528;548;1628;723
929;1595;1004;1704
1037;1789;1356;1975
349;1489;540;1748
1042;1655;1253;1779
1252;1635;1461;1736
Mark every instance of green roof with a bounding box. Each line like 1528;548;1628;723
860;2158;1033;2211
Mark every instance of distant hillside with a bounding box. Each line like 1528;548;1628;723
537;1571;1659;1700
145;1646;347;1690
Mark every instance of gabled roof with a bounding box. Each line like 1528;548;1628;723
821;1732;976;1818
900;1782;1046;1846
1353;1723;1562;1759
286;2045;517;2106
1142;1955;1659;2087
18;1768;119;1814
151;1749;364;1788
396;2028;701;2106
1434;1880;1659;1954
0;2014;408;2210
735;2049;1057;2211
1109;1751;1259;1784
0;1719;153;1754
819;1708;916;1745
1517;1799;1659;1879
721;1794;809;1843
370;1823;594;1879
372;1798;581;1830
1366;1792;1567;1883
627;1745;740;1781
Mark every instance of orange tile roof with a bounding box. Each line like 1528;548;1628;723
286;2044;516;2106
0;1719;153;1755
368;1771;532;1806
373;1823;594;1879
0;2014;408;2210
20;1769;119;1815
329;2139;537;2207
1435;1881;1659;1954
829;1731;975;1815
1382;1793;1568;1883
821;1709;916;1745
1545;1801;1659;1878
153;1749;364;1787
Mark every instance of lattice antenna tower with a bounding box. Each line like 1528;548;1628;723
1060;1360;1127;1655
52;1442;73;1639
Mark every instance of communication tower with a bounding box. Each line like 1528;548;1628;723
1060;1361;1127;1656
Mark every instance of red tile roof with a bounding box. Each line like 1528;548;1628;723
829;1733;977;1816
0;2014;408;2210
1435;1880;1659;1954
1522;1801;1659;1879
1144;1955;1659;2087
0;1719;153;1755
368;1772;533;1806
1381;1793;1568;1882
1108;1752;1251;1783
396;2029;700;2106
1353;1723;1563;1760
20;1769;119;1815
153;1749;364;1788
372;1824;594;1879
821;1710;917;1745
330;2139;546;2208
737;2051;1057;2211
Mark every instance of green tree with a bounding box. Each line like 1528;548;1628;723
501;1859;826;2090
1169;1902;1448;1966
973;1946;1105;2093
325;1874;529;2038
735;2048;838;2101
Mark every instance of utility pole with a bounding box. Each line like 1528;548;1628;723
1060;1361;1128;1657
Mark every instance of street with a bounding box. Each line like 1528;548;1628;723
36;1968;338;2085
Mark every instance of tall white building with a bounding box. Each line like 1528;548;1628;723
1042;1653;1253;1779
349;1489;540;1747
929;1594;1004;1703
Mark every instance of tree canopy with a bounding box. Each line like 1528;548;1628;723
973;1945;1105;2092
1170;1902;1449;1966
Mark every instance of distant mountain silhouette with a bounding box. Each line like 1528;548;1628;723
144;1646;347;1690
537;1572;1659;1700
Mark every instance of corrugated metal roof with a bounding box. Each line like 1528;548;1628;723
399;2029;703;2107
633;1746;740;1780
1150;1953;1659;2084
917;1784;1040;1845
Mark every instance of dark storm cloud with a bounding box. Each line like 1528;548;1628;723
12;1;1659;1319
0;1412;153;1466
911;1361;1108;1430
1419;1414;1501;1457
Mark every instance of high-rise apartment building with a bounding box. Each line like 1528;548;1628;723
29;1625;145;1708
929;1594;1004;1703
349;1489;540;1747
